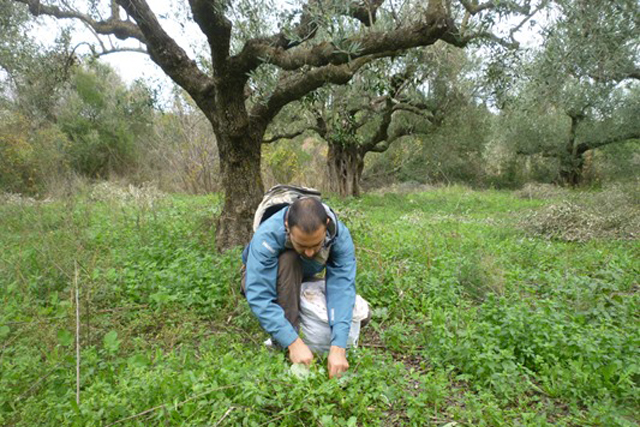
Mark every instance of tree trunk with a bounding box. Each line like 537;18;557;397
559;152;584;187
214;131;264;250
203;84;265;251
559;113;585;187
327;142;364;197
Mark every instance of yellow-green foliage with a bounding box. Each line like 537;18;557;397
262;139;313;186
0;112;70;194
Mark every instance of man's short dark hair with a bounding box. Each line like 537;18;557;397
287;197;327;234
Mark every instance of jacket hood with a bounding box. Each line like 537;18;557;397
323;203;339;245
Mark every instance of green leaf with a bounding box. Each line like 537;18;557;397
0;325;10;340
57;329;74;347
127;354;150;369
290;363;311;379
103;330;120;353
320;415;333;426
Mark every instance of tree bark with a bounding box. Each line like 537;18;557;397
213;131;263;248
327;142;365;197
204;83;265;249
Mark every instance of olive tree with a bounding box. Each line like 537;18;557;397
505;0;640;186
264;44;475;196
13;0;543;249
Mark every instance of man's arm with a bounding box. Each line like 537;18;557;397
245;232;299;348
325;224;357;377
325;224;357;348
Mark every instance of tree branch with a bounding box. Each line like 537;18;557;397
15;0;144;40
231;0;387;75
628;69;640;80
458;0;495;15
188;0;232;75
576;130;640;155
458;0;530;15
95;46;148;56
251;53;388;127
444;29;520;49
115;0;213;98
392;101;434;118
361;99;394;150
262;128;309;144
369;140;391;153
72;40;147;57
241;13;451;73
346;0;386;26
15;0;213;99
508;0;548;44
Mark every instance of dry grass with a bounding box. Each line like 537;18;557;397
89;181;166;208
520;184;640;241
515;183;570;200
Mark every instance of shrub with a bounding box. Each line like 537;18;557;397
57;63;154;178
0;112;70;194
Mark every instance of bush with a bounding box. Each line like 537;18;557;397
0;112;70;194
57;63;154;178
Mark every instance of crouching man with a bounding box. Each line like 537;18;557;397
241;196;356;379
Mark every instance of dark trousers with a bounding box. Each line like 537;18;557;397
241;250;303;331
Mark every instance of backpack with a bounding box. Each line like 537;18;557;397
252;184;322;232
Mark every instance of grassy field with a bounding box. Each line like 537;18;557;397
1;185;638;426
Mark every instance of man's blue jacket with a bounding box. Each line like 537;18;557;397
242;205;356;348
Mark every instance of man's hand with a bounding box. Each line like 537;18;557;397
327;346;349;379
288;338;314;365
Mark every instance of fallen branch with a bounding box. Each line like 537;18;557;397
213;406;235;426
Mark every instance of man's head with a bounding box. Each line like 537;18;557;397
285;197;329;259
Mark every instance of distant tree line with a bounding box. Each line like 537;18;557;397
0;0;638;238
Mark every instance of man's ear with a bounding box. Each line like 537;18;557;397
284;220;289;233
326;218;330;226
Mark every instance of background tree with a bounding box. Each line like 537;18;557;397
12;0;542;249
144;87;221;194
498;0;639;186
265;44;476;196
57;61;155;178
0;1;75;193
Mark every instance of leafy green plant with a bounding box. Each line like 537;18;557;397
1;187;638;426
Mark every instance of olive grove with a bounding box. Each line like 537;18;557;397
264;44;479;197
12;0;545;249
496;0;639;186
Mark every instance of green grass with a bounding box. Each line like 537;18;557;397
1;186;638;426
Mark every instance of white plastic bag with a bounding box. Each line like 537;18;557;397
299;280;369;353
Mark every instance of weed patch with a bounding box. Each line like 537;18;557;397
1;187;638;425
